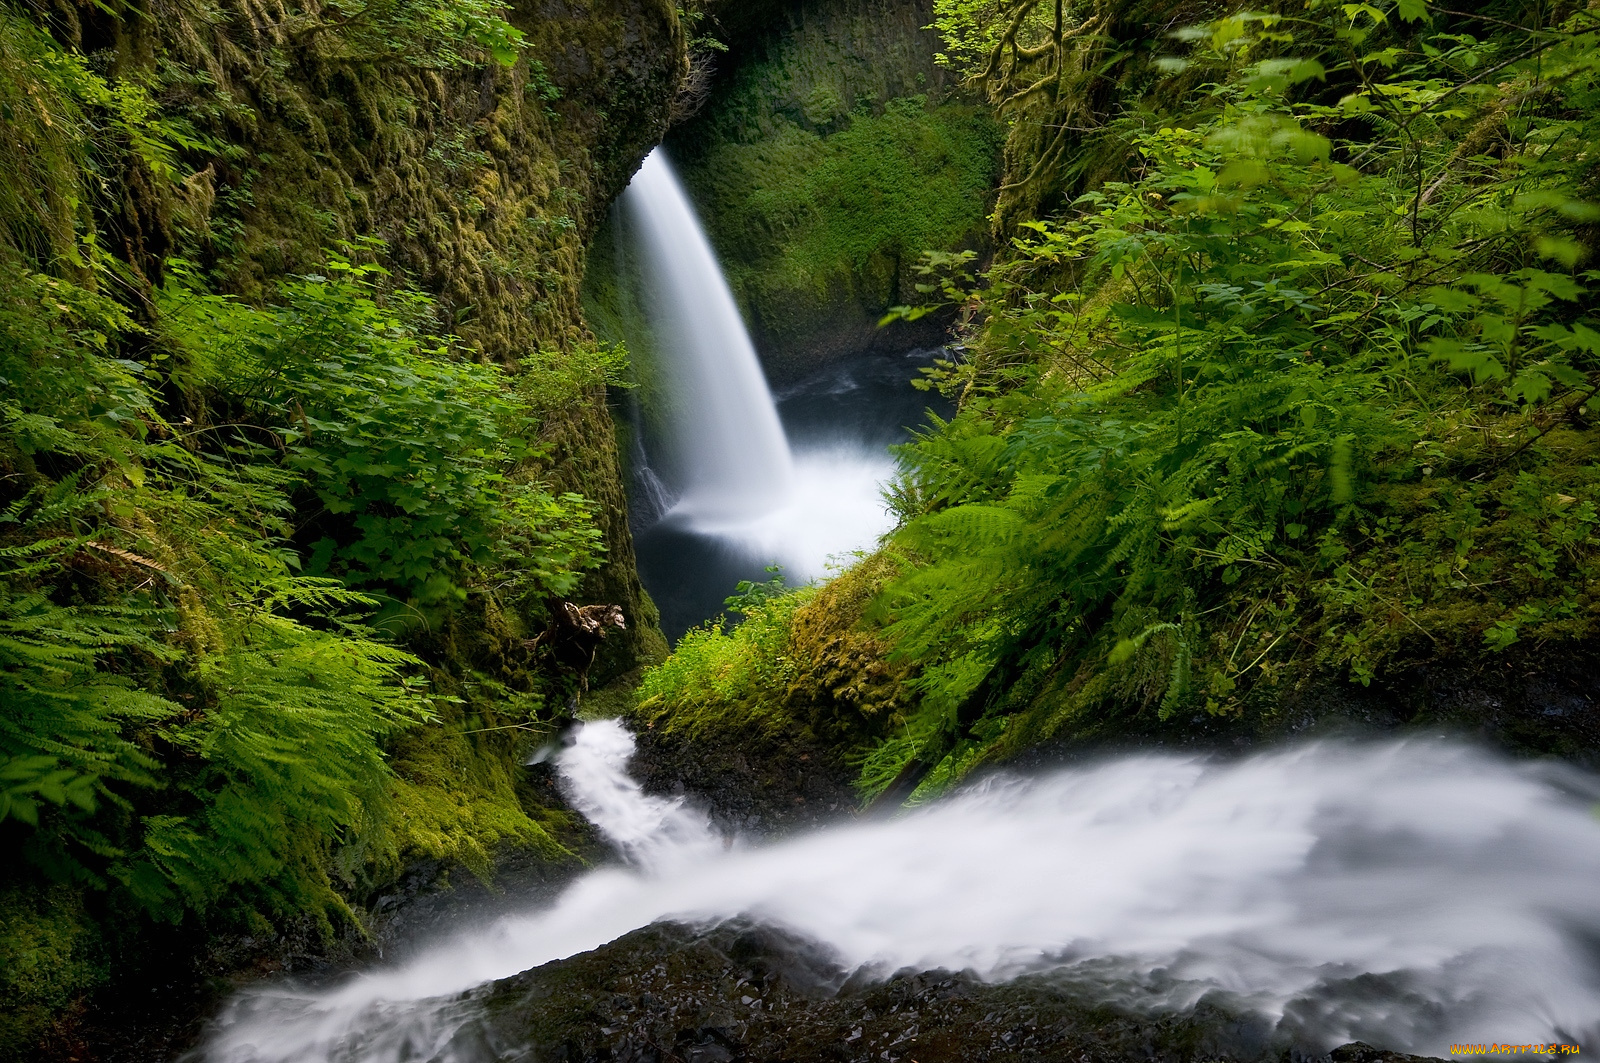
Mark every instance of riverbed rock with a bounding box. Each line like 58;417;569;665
629;722;860;837
465;920;1448;1063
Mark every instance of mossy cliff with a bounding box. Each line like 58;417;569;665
0;0;685;1055
633;0;1600;808
630;0;1004;382
134;0;682;665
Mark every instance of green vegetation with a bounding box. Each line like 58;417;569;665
636;554;915;758
1;206;602;922
12;0;1600;1045
688;98;1001;336
159;255;606;622
663;0;1004;375
0;0;674;1047
638;573;813;742
0;885;105;1052
638;0;1600;799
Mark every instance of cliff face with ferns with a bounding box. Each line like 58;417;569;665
111;0;685;653
632;0;1600;815
0;0;686;1054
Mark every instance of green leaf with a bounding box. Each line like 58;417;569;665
1394;0;1428;22
1425;337;1505;382
1535;236;1585;269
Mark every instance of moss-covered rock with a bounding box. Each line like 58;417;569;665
0;0;686;1055
627;553;914;819
38;0;679;674
130;0;681;840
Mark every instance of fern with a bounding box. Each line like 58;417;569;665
0;588;181;827
857;0;1600;790
127;603;432;916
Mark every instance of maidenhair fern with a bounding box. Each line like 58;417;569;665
128;586;433;917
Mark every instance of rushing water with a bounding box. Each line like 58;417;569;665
623;148;794;520
196;720;1600;1062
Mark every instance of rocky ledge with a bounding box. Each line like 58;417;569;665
451;920;1445;1063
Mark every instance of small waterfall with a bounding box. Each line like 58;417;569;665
554;719;722;873
196;727;1600;1062
623;148;794;522
621;149;901;590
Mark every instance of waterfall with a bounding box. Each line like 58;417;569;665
196;723;1600;1062
623;148;794;522
621;148;901;585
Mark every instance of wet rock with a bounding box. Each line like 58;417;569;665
470;921;1449;1063
1331;1045;1443;1063
629;724;858;836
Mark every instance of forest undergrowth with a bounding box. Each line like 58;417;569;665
0;0;640;1046
637;0;1600;801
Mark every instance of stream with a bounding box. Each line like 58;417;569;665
195;720;1600;1061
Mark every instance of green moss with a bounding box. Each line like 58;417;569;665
710;98;1001;301
633;552;913;773
387;759;574;881
0;886;105;1060
682;99;1002;372
668;0;1002;377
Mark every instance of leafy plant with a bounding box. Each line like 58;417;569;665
125;579;434;919
862;0;1600;790
724;566;788;618
636;585;808;740
0;230;598;932
159;253;605;618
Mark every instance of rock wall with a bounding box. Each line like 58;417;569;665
596;0;1003;384
0;2;685;1057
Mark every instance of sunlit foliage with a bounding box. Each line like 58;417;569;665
867;0;1600;793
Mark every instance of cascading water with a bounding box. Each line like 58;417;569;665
622;149;900;593
196;721;1600;1062
624;149;795;521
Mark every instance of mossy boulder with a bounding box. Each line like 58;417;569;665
628;553;914;824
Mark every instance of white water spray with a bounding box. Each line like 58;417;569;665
198;720;1600;1062
623;150;895;579
625;149;795;520
553;717;722;873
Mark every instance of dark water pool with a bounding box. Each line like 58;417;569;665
631;347;953;641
